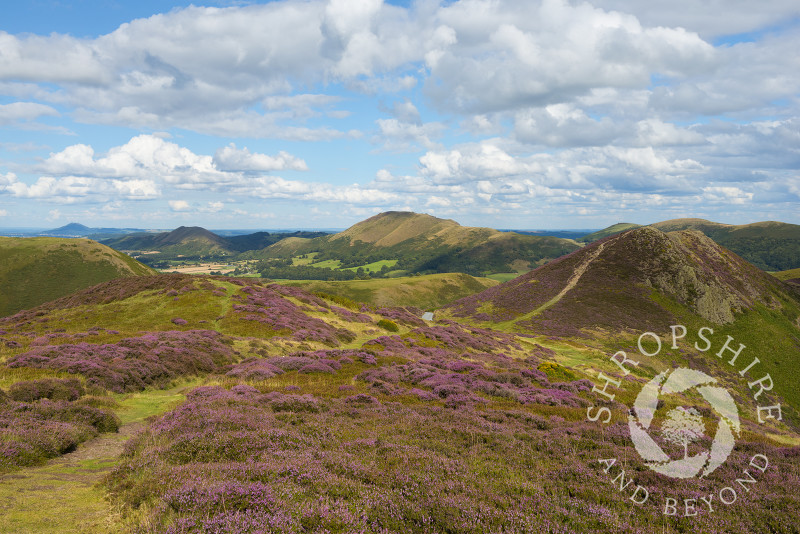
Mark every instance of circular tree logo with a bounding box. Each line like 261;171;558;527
585;326;782;516
628;367;740;479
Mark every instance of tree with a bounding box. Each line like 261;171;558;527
660;406;706;459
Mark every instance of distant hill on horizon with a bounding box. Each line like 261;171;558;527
0;237;156;317
40;222;149;238
101;227;330;262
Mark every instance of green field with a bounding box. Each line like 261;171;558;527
291;252;319;266
341;259;398;273
289;256;399;274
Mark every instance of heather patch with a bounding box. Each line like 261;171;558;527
107;385;800;533
225;349;379;385
6;330;236;393
363;324;524;362
8;377;85;402
220;283;357;346
226;358;285;381
356;358;591;408
0;391;120;471
376;307;426;327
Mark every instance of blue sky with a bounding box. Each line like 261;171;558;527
1;0;799;230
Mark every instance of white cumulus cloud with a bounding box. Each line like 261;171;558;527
213;144;308;172
168;200;191;212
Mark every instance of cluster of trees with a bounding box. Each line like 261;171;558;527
137;253;231;268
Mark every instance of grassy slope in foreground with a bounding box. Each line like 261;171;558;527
0;237;155;317
282;272;500;310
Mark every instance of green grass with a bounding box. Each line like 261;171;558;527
0;237;154;317
0;367;77;389
43;288;227;335
486;272;520;283
291;252;319;266
773;267;800;281
29;278;236;337
114;379;198;424
0;455;128;534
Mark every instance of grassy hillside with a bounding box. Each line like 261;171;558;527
102;226;234;257
0;273;797;532
0;237;155;317
283;273;499;310
256;211;580;278
774;267;800;281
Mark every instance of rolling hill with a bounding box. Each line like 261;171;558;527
101;226;233;256
0;237;155;317
446;227;797;331
652;219;800;271
580;219;800;271
101;227;329;263
255;211;581;277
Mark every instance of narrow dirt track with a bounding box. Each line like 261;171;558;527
529;241;608;317
0;422;142;534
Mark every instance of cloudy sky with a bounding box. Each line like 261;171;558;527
0;0;798;230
